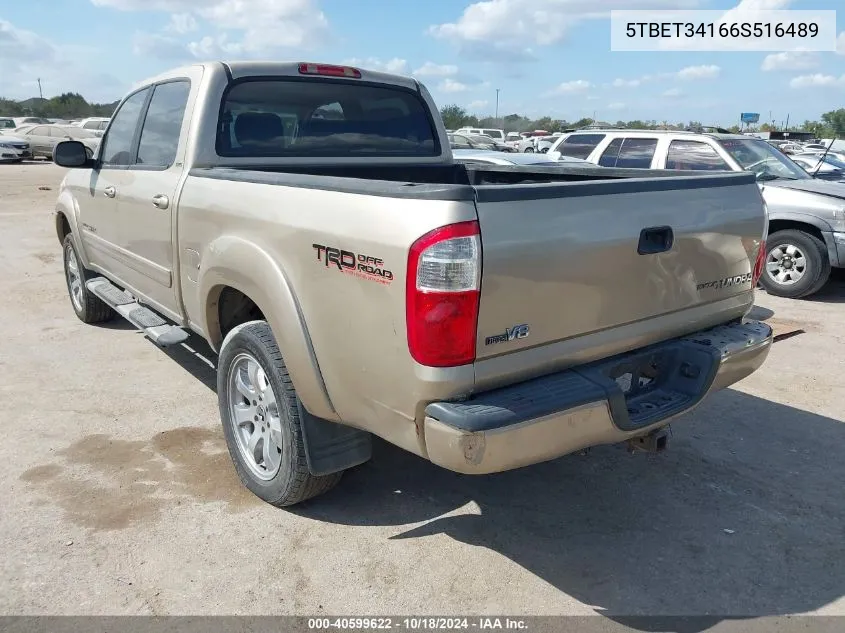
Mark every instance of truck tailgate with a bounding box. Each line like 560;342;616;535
473;173;766;360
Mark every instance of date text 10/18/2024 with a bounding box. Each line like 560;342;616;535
308;617;528;630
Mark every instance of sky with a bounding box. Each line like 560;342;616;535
1;0;843;126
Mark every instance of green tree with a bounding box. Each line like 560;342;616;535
439;104;470;130
820;109;845;137
572;117;594;129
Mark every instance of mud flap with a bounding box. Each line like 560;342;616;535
296;402;372;476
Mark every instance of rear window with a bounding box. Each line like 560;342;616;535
666;140;731;171
217;79;438;157
557;134;606;159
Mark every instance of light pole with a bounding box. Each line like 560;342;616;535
495;88;500;125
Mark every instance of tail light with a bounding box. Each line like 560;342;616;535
406;221;481;367
298;63;361;78
752;238;767;287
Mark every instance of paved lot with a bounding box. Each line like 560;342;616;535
1;162;844;625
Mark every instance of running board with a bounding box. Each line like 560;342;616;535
86;277;189;347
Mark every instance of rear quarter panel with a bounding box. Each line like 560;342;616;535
177;175;478;456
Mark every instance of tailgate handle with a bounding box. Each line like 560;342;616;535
638;226;674;255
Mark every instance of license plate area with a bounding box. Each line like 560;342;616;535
574;342;720;430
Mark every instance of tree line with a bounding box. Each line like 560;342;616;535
5;91;843;139
0;93;118;120
440;104;845;139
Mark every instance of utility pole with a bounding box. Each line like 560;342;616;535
495;88;500;125
37;78;43;99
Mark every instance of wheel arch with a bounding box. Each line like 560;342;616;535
198;236;338;421
54;190;92;268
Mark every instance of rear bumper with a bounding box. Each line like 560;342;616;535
423;320;772;474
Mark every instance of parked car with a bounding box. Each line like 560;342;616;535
52;60;771;507
0;117;16;130
548;129;845;298
12;116;50;127
790;154;845;182
71;117;111;136
13;125;99;161
452;148;595;166
454;127;505;142
449;133;515;152
0;132;32;162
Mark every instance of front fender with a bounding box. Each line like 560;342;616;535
198;236;339;421
54;189;91;268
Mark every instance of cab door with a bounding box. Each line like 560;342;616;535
113;72;200;320
76;87;151;276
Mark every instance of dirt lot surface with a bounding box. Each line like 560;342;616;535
2;163;845;625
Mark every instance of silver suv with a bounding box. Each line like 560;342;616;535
548;129;845;299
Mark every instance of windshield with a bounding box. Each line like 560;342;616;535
819;155;845;170
718;138;809;181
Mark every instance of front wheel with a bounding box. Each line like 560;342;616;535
524;146;534;153
217;321;343;507
62;234;115;323
758;229;831;299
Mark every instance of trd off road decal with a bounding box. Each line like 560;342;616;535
312;244;394;285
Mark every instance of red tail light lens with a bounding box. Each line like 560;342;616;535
298;63;361;78
752;239;767;287
406;221;481;367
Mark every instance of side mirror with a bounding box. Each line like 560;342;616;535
54;140;90;168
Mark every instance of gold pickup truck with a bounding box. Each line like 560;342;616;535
53;61;772;507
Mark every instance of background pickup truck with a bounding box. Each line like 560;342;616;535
53;61;773;507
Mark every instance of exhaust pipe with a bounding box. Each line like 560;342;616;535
627;427;669;454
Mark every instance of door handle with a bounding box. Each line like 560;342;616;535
638;226;674;255
152;194;169;209
103;186;116;198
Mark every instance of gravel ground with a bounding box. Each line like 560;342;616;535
1;162;844;628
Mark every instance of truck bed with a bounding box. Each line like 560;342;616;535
190;163;757;199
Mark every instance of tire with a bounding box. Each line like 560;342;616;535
758;229;831;299
524;146;534;153
217;321;343;507
62;234;115;323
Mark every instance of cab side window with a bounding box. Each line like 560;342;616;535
137;81;191;168
666;140;731;171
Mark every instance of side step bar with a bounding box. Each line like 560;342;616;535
86;277;189;347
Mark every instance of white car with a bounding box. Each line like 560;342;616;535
69;117;111;136
452;148;596;167
0;132;32;162
454;126;506;142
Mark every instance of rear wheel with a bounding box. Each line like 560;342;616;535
62;234;115;323
758;229;830;299
218;321;343;507
524;146;534;153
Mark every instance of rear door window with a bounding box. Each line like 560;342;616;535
598;138;623;167
557;134;606;159
599;137;658;168
218;79;437;157
666;140;731;171
137;80;191;168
